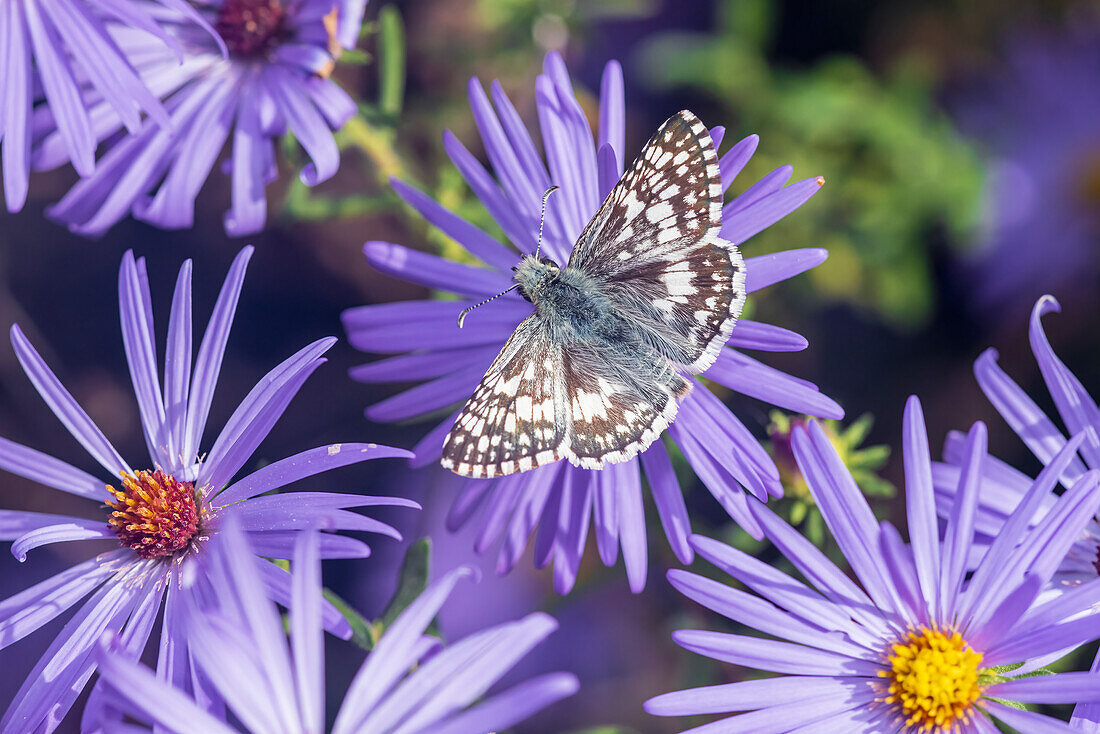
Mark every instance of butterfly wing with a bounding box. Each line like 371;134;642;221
560;339;690;470
569;110;746;374
442;315;568;478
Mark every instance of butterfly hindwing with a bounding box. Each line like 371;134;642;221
560;340;690;470
441;315;567;478
569;110;746;373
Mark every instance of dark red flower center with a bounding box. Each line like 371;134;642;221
107;470;200;559
215;0;289;58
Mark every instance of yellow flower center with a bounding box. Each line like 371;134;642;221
879;627;983;731
106;470;200;560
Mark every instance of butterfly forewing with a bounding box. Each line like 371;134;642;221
570;110;746;373
441;315;567;478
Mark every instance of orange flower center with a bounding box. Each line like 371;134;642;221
106;470;200;559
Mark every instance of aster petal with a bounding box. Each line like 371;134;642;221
960;433;1084;626
1016;578;1100;635
670;423;762;535
230;493;408;539
198;338;334;497
1;0;32;212
591;462;621;565
668;570;869;658
724;164;793;219
163;260;193;471
364;241;515;298
721;176;824;245
684;385;780;497
1071;651;1100;732
718;134;760;191
349;345;501;383
22;0;95;176
443;130;538;256
982;701;1080;733
640;441;693;564
550;470;593;594
333;567;478;734
95;639;237;734
355;613;559;733
877;523;922;627
367;364;486;422
987;672;1100;704
727;320;809;352
545;52;599;217
672;630;878;677
794;423;899;616
974;347;1086;482
939;422;986;617
645;675;863;716
246;530;371;560
430;672;580;734
1029;296;1100;467
468;78;544;231
901;396;940;623
497;465;558;574
1;562;150;732
253;559;352;639
984;613;1100;667
707;349;843;418
215;443;414;507
744;248;829;293
607;460;644;593
120;251;170;467
0;436;106;500
11;519;114;562
0;550;124;648
675;691;873;734
134;78;237;229
691;532;884;647
267;65;339;186
225;95;271;237
9;325;131;477
390;178;517;271
183;246;253;464
290;530;324;734
598;60;625;174
474;473;527;554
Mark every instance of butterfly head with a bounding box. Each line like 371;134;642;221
513;255;560;304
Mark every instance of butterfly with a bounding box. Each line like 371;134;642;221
441;110;746;478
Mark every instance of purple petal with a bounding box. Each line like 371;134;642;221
939;422;986;617
744;248;828;293
163;260;193;472
11;519;113;562
901;396;941;622
987;672;1100;704
1;0;32;212
598;60;624;174
727;320;809;352
364;241;515;298
215;443;414;507
982;701;1080;733
183;246;253;464
707;349;843;418
645;675;861;716
10;324;130;477
721;176;824;245
718;134;760;191
431;672;579;734
291;530;323;734
0;436;106;499
672;629;877;676
640;441;693;564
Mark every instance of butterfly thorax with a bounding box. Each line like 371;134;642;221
512;255;561;304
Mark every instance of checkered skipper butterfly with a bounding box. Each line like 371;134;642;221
441;110;746;478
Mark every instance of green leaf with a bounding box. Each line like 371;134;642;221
381;538;432;628
323;587;379;651
377;6;405;118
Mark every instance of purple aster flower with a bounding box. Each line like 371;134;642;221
0;0;215;212
646;395;1100;732
0;246;416;733
343;51;841;594
933;295;1100;729
93;518;579;733
952;24;1100;322
40;0;364;237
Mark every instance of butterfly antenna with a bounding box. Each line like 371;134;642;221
457;284;520;328
533;185;559;261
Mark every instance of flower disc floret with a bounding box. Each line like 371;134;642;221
107;470;200;559
215;0;289;57
880;627;982;731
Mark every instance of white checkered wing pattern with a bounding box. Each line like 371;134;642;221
441;315;567;478
569;110;746;373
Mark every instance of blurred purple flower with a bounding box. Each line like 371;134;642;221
0;247;416;733
0;0;215;212
934;295;1100;730
343;51;841;594
41;0;365;237
94;519;578;734
647;396;1100;732
955;25;1100;320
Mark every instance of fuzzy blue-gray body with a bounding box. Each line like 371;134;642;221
441;110;747;478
